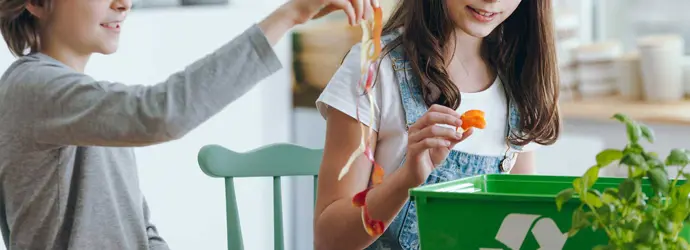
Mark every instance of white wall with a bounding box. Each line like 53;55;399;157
0;3;295;250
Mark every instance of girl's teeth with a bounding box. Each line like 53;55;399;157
472;8;494;17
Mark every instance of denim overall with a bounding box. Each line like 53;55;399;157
365;32;525;250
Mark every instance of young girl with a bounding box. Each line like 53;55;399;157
0;0;376;249
313;0;561;249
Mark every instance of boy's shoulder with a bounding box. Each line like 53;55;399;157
0;53;93;94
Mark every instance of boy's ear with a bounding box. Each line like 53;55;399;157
25;3;47;19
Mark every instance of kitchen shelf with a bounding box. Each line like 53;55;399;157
560;96;690;125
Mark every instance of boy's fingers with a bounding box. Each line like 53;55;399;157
352;0;364;23
314;1;357;25
313;5;337;19
362;0;374;20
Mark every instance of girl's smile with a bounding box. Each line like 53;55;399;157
466;6;500;23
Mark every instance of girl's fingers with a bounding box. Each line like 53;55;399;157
409;111;462;133
409;104;462;132
449;128;473;147
409;124;462;144
409;138;451;152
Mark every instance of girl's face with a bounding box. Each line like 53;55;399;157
446;0;522;38
38;0;131;55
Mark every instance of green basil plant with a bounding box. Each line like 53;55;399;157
555;113;690;249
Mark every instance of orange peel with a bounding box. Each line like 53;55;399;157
459;110;486;131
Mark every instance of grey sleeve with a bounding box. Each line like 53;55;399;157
17;24;281;147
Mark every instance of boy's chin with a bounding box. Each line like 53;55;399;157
98;43;120;55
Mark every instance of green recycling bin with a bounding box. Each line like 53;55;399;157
409;174;690;250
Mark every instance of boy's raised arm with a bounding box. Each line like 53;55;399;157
6;0;375;147
11;24;279;147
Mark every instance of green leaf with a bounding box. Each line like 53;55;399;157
596;203;614;224
621;243;640;250
639;123;655;143
645;159;663;168
642;151;659;160
621;153;645;166
659;217;674;234
620;219;641;231
648;196;662;207
593;245;616;250
678;182;690;202
569;208;591;237
602;189;619;204
624;143;644;155
677;238;690;250
612;113;631;123
633;245;652;250
573;177;584;195
583;191;603;208
626;122;641;144
647;167;670;195
618;179;638;201
555;188;574;211
596;149;623;167
666;148;690;166
583;166;600;190
631;165;648;178
633;221;655;243
669;202;690;223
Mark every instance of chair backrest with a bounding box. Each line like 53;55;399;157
197;143;323;250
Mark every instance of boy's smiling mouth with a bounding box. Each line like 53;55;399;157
100;22;121;31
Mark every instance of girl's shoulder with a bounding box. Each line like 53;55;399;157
314;39;404;132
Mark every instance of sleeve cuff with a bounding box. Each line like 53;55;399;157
247;23;283;73
215;23;283;75
316;91;379;132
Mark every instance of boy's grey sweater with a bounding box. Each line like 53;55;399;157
0;24;281;249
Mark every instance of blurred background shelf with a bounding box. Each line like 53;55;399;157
560;96;690;125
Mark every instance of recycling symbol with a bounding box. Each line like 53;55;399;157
480;213;568;250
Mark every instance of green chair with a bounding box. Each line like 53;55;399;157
197;143;323;250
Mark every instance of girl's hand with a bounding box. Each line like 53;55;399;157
284;0;378;26
402;104;473;187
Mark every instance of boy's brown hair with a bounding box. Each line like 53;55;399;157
0;0;51;57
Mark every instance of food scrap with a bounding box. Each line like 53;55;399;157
337;4;386;237
459;109;487;132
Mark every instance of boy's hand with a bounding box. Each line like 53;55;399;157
259;0;377;45
285;0;379;26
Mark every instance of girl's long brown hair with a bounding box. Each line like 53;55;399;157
380;0;561;146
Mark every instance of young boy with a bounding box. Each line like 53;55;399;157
0;0;378;249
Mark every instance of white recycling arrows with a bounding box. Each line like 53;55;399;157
479;213;568;250
531;217;568;250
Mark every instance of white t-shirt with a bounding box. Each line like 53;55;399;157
316;43;539;175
